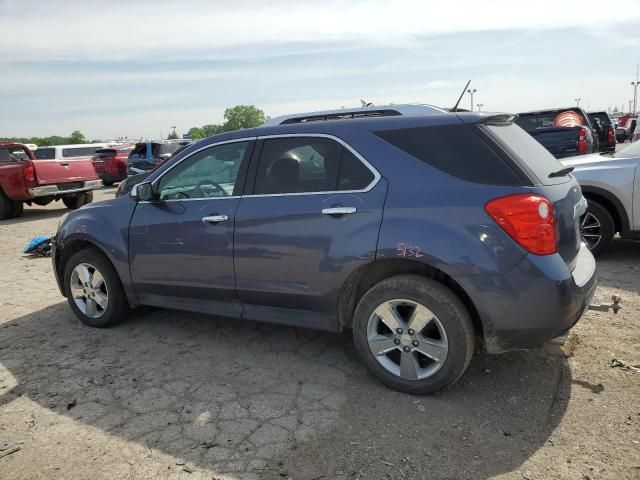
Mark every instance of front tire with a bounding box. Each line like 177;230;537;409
353;274;475;394
62;191;94;210
581;200;615;257
63;247;129;328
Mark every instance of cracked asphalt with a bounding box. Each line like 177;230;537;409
0;187;639;480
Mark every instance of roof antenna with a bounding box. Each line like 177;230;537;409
451;80;471;112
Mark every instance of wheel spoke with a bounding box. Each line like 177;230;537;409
368;334;399;356
581;224;600;230
93;292;108;309
415;336;448;363
373;303;404;332
77;264;92;285
90;269;105;289
407;304;434;334
400;351;420;380
582;233;601;238
70;285;84;299
85;298;97;317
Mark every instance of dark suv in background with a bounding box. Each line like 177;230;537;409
52;113;596;394
126;139;191;174
588;111;616;152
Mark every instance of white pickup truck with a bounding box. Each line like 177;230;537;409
561;141;640;256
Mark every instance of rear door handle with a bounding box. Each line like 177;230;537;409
201;215;229;224
322;207;357;216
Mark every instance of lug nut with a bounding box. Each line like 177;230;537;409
408;329;415;335
396;328;403;334
403;346;411;353
394;338;401;345
412;340;419;347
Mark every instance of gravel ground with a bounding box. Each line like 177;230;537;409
0;187;639;480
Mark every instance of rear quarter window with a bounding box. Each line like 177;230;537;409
483;123;569;185
62;147;100;158
374;124;523;186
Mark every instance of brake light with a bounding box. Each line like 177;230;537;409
607;126;615;144
485;194;557;255
577;127;588;154
23;163;36;183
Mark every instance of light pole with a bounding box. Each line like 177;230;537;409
476;103;484;111
467;88;477;111
631;81;639;115
574;98;581;107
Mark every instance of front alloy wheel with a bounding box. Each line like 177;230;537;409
69;263;109;318
580;212;602;251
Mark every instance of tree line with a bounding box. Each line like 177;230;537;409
1;105;267;146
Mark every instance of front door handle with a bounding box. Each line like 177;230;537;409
202;214;229;224
322;207;357;216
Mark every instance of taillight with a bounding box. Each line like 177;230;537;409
23;163;36;183
577;127;588;154
485;194;557;255
607;126;615;144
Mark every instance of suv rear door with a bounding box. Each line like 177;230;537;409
233;134;387;330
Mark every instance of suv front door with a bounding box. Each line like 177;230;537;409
234;134;387;330
129;139;254;316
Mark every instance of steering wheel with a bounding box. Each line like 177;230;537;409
194;179;227;198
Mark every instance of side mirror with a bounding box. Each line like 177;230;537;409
130;181;157;201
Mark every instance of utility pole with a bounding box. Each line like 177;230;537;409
467;88;477;111
476;103;483;111
574;98;581;107
632;70;639;115
629;100;634;114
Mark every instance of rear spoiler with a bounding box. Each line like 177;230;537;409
480;114;518;126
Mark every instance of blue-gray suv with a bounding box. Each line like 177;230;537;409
52;112;596;394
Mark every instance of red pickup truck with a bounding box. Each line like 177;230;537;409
0;142;102;220
91;146;132;186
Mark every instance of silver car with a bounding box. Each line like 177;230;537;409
561;141;640;255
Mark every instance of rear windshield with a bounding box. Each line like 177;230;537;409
374;124;523;185
483;123;568;185
0;146;29;162
62;146;100;158
589;113;612;126
34;148;55;160
516;109;587;132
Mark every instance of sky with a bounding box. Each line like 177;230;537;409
1;0;639;140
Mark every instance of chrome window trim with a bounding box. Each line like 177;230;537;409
137;137;256;203
244;133;381;198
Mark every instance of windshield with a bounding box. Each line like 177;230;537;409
613;141;640;158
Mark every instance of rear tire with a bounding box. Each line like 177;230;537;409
0;190;13;220
63;247;129;328
353;274;475;394
581;200;615;257
62;191;93;210
10;200;23;218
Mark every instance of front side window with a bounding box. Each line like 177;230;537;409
253;137;374;195
157;141;250;200
34;148;55;160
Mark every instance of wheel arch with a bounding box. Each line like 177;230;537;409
581;186;629;234
337;258;483;338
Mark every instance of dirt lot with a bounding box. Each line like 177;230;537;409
0;188;639;480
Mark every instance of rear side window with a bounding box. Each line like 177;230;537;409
34;148;55;159
589;113;611;126
253;137;375;194
62;147;99;158
484;123;568;185
374;124;522;185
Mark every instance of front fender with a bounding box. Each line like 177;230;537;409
55;196;137;306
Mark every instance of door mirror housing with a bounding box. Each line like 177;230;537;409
131;181;157;201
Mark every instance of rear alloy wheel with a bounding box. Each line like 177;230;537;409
353;275;474;394
63;248;129;327
580;200;614;257
62;191;94;210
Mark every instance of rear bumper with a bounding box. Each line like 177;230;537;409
466;243;597;353
29;179;102;198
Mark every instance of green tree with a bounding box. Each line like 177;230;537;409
222;105;265;132
69;130;86;144
202;124;224;137
188;127;205;140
